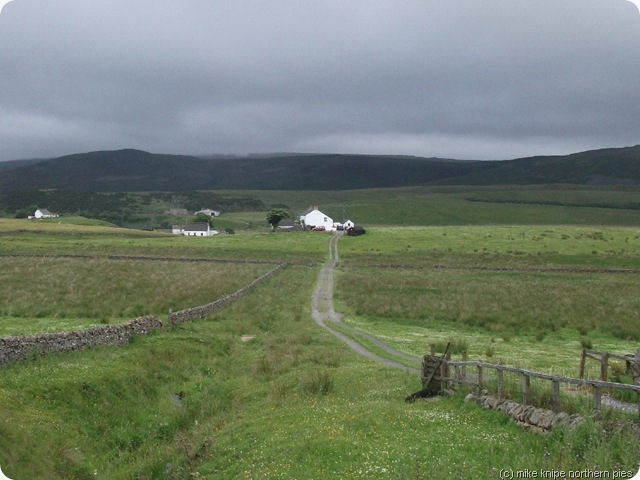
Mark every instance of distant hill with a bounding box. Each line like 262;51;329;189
0;158;47;172
444;146;640;186
0;145;638;192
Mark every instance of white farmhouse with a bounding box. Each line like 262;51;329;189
173;222;219;236
183;222;212;237
33;208;59;219
300;206;334;231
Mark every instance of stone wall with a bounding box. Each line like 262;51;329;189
168;263;287;326
0;263;287;367
465;393;584;434
0;315;163;367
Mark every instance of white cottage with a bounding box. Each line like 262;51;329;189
183;222;211;237
300;206;334;231
34;208;59;219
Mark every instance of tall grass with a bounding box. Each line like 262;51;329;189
338;225;640;269
335;267;640;340
0;257;274;331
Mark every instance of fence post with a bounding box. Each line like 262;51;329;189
593;386;602;417
442;350;451;391
430;343;436;356
634;349;640;421
552;379;561;413
477;364;483;395
461;351;468;383
522;374;531;406
632;349;640;385
600;352;609;382
579;348;586;379
497;369;504;399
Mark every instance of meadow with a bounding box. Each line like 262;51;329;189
222;184;640;228
0;189;639;479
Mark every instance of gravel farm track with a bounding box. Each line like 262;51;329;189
310;231;421;375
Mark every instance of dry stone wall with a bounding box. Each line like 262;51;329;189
465;393;584;434
0;316;163;367
168;263;287;326
0;263;287;367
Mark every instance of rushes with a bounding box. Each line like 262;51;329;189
0;257;273;332
336;267;639;339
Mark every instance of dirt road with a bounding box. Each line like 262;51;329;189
311;232;421;375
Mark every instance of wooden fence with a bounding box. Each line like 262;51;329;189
424;347;640;420
578;348;638;382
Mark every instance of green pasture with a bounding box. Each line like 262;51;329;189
223;185;640;227
338;225;640;268
4;184;640;231
0;219;639;478
0;218;328;263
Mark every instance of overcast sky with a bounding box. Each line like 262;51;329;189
0;0;639;161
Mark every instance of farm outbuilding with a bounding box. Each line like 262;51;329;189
336;219;354;230
196;209;220;217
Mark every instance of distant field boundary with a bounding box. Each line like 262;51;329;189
0;253;307;266
0;263;288;367
168;263;288;326
347;263;640;274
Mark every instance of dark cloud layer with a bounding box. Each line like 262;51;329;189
1;0;639;161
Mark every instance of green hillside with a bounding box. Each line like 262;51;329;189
449;145;640;186
1;145;638;193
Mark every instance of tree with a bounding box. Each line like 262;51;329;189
193;212;215;228
266;208;290;232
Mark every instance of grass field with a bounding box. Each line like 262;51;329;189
0;195;639;478
222;185;640;227
0;217;329;263
0;256;277;335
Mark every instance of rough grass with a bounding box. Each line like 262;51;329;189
338;225;640;269
0;223;639;478
0;257;275;333
335;267;640;341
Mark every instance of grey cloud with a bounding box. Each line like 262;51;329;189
0;0;639;161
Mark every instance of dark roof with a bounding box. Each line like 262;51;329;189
278;218;296;227
184;222;209;231
301;205;320;215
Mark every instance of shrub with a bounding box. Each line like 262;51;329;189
432;338;468;355
299;370;333;396
580;338;593;350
